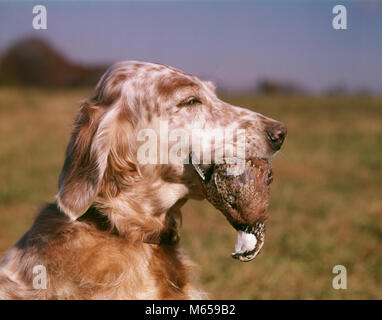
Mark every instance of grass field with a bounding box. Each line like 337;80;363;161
0;88;381;299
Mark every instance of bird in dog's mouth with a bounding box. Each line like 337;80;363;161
191;155;273;262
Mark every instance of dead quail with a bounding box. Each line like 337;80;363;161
192;156;273;262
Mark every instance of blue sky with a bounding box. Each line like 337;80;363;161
0;0;381;92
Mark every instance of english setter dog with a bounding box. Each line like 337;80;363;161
0;61;286;299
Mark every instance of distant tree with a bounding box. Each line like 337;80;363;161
324;84;349;96
256;78;304;95
0;37;107;87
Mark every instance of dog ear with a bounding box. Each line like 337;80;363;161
57;101;113;220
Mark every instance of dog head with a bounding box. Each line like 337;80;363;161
57;61;286;246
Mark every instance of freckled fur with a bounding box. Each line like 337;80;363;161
0;61;284;299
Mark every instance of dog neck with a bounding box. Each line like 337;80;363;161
89;162;192;245
80;196;187;246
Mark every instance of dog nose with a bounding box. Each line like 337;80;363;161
265;122;287;151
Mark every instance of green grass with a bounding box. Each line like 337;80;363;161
0;88;381;299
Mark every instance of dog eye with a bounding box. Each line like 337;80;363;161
177;96;201;107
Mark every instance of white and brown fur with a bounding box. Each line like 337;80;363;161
0;61;285;299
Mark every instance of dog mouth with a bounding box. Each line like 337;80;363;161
191;154;272;262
